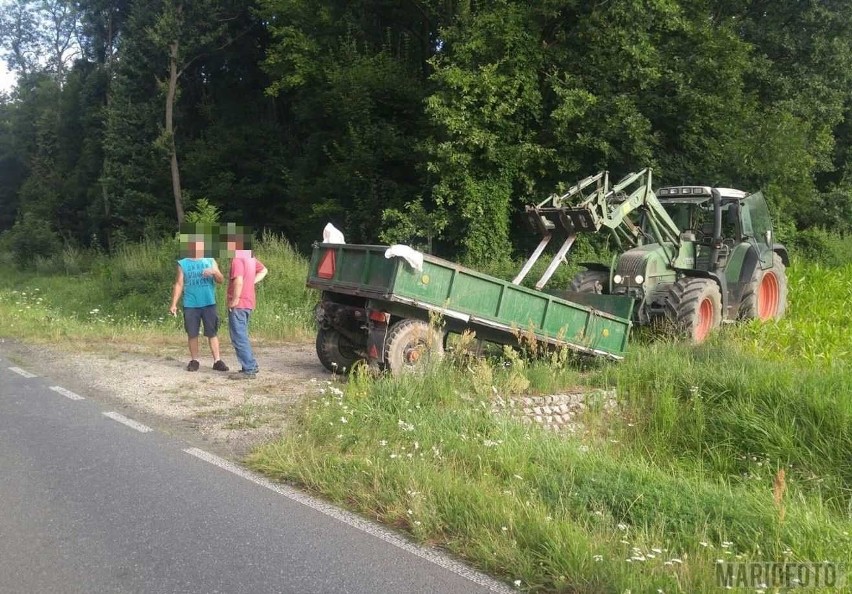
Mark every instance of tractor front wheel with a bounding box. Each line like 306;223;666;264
664;278;723;343
569;270;610;294
739;253;788;321
384;319;444;376
316;328;362;373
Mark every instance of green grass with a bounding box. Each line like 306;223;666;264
0;232;316;344
249;355;850;592
248;260;852;592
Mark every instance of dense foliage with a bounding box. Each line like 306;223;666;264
1;0;850;262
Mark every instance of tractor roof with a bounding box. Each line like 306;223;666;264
656;186;748;202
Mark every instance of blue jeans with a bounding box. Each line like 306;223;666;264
228;308;258;374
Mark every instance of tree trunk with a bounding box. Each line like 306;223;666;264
102;10;114;252
167;40;185;225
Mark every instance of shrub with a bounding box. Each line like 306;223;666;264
791;228;850;267
6;214;62;269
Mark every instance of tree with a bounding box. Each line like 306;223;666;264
146;0;245;226
0;0;81;85
0;0;40;77
39;0;81;84
258;0;448;247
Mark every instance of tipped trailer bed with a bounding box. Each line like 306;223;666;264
307;243;633;374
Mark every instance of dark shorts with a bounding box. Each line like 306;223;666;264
184;305;219;338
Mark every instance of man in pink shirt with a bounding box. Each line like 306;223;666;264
224;227;268;379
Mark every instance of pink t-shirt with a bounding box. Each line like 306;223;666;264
228;251;266;310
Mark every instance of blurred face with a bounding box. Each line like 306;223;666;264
190;240;204;257
226;235;243;253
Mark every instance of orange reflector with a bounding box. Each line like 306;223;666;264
368;344;379;358
369;310;388;323
317;249;335;279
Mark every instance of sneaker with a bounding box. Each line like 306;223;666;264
228;371;257;380
186;359;200;372
212;360;229;372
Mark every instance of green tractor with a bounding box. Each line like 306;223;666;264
524;168;788;342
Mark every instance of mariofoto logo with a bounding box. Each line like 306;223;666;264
716;561;845;590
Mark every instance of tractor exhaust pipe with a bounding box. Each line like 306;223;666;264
709;188;723;270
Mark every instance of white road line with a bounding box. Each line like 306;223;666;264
8;366;37;378
102;412;152;433
183;447;513;594
49;386;85;401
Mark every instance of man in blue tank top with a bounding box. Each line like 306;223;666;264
169;231;229;372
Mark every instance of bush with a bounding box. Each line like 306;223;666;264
5;214;62;269
791;228;851;267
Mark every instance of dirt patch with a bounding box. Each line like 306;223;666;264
0;337;336;459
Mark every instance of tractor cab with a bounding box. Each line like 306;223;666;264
655;186;782;273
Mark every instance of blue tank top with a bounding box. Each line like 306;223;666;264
178;258;216;308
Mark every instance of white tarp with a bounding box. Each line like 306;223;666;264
384;244;424;272
322;223;345;244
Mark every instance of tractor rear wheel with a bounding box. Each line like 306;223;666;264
739;253;788;321
569;270;610;294
316;328;362;373
664;277;722;343
384;318;444;376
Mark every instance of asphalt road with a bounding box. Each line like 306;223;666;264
0;356;511;594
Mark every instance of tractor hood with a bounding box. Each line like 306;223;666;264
613;245;673;287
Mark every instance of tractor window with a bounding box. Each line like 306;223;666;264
661;202;691;230
696;204;715;239
660;201;716;241
661;201;740;242
720;204;739;240
743;192;772;245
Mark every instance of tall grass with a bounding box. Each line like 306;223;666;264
0;233;316;343
251;231;317;340
249;351;851;592
732;260;851;367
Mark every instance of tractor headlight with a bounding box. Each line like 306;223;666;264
613;274;623;284
634;275;644;284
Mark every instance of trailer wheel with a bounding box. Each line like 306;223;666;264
569;270;610;294
664;277;722;343
739;253;788;321
384;319;444;375
316;328;361;373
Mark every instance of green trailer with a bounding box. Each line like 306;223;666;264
307;243;633;374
